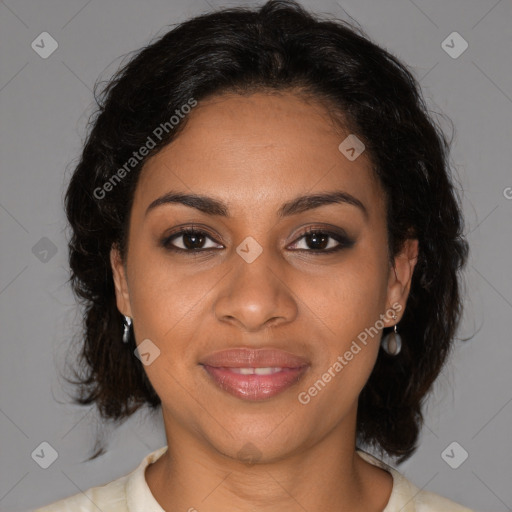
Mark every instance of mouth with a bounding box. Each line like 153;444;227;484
199;348;310;401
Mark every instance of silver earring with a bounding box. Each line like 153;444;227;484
122;315;132;344
381;310;402;356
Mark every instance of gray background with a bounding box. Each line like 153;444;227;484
0;0;511;511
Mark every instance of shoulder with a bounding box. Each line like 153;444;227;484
410;487;476;512
31;445;168;512
31;474;129;511
356;449;476;512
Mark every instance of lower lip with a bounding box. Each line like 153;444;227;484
202;365;309;401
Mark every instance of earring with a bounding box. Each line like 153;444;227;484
122;315;132;344
381;309;402;356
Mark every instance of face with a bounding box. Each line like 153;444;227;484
111;91;418;463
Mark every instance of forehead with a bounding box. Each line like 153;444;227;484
134;91;384;220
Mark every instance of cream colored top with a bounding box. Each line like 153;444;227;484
32;446;475;511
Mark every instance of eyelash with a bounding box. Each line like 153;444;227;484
160;225;355;255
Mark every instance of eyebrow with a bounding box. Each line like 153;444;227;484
145;190;368;220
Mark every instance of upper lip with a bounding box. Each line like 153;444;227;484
200;348;310;368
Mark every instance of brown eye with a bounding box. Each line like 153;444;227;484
288;228;355;253
161;228;223;252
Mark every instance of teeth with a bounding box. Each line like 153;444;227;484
228;367;283;375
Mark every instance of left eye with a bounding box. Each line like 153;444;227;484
288;229;354;252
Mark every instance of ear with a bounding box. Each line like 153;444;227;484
110;244;133;318
385;238;419;325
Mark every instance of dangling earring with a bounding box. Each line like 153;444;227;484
381;309;402;356
122;315;132;344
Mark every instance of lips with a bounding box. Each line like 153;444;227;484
200;348;310;401
200;347;310;368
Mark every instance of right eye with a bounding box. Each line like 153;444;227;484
161;227;224;252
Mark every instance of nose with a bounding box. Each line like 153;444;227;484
213;247;298;332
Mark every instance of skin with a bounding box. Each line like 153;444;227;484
111;91;418;512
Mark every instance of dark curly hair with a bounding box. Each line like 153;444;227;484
62;0;470;463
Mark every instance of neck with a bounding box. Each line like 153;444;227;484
145;407;393;512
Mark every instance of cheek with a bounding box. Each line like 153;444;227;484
126;254;208;404
127;249;220;349
297;253;386;388
305;253;386;329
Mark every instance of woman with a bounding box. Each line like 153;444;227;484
33;0;475;510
